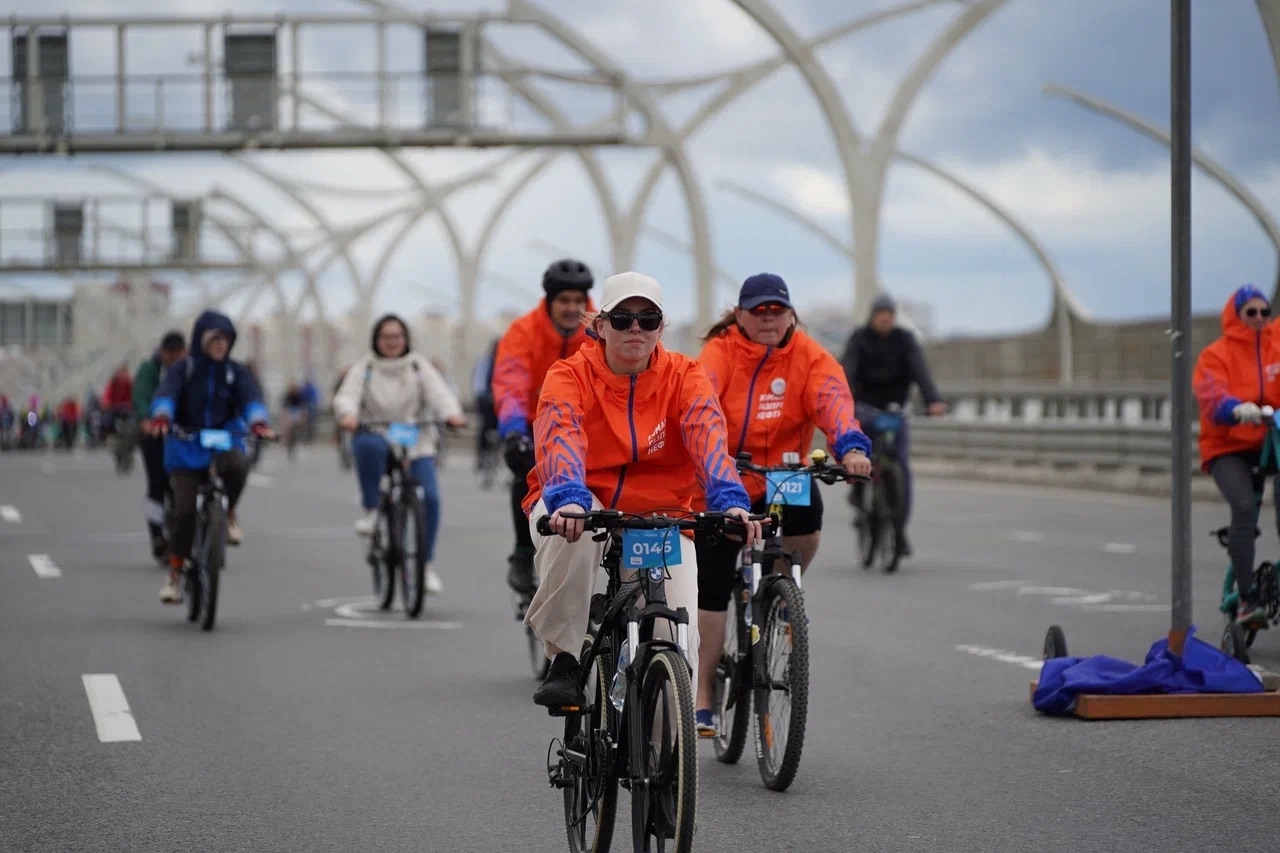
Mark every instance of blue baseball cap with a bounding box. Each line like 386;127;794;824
739;273;792;310
1234;284;1268;314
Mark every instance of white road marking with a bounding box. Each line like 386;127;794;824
968;580;1029;591
81;674;142;742
971;580;1165;613
1103;542;1137;554
311;595;375;608
1012;530;1044;543
324;618;461;630
28;554;61;578
248;473;274;488
1081;603;1169;613
954;644;1044;671
0;505;20;522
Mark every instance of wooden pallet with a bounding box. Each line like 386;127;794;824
1029;679;1280;719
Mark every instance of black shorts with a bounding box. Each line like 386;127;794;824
694;488;824;612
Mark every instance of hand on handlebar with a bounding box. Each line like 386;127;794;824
146;416;169;437
927;401;947;417
444;414;468;430
1234;402;1265;425
725;506;763;548
337;414;359;433
250;422;278;442
842;449;873;479
548;503;588;544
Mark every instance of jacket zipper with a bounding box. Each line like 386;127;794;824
1257;333;1265;402
609;376;639;507
735;348;773;453
205;369;214;428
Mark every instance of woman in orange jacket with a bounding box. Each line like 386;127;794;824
1193;284;1280;627
522;271;764;710
692;273;872;734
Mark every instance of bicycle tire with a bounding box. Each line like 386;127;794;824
563;638;618;853
399;488;427;619
200;500;225;632
713;587;751;765
875;463;903;573
186;522;203;623
631;648;698;853
754;579;809;792
370;499;396;611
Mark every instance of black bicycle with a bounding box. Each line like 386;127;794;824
853;403;907;572
111;415;138;476
358;420;443;619
539;509;771;853
170;426;269;632
712;448;862;791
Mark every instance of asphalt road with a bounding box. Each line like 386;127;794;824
3;442;1280;852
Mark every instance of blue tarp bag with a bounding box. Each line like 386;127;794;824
1032;625;1263;715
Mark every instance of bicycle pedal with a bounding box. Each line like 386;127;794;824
547;704;583;717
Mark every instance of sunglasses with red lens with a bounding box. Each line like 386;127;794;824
745;303;790;317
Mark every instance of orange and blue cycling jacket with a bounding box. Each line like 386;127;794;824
696;325;871;504
1193;285;1280;470
522;338;752;519
491;298;595;439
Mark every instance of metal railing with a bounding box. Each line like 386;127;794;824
909;418;1187;472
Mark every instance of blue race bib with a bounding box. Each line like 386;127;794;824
623;528;683;570
387;422;419;448
873;412;903;433
199;429;233;451
766;470;811;507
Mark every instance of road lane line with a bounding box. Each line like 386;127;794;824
1012;531;1044;543
248;473;274;488
0;505;20;522
954;644;1043;671
1103;542;1137;554
28;554;61;578
81;675;142;742
324;618;461;630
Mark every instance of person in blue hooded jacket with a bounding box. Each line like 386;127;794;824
147;310;275;604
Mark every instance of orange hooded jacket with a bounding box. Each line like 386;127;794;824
491;298;595;438
695;325;872;504
1193;286;1280;470
522;339;752;520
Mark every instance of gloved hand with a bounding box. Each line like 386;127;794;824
1234;402;1264;425
503;432;535;475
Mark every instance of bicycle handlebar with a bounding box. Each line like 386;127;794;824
169;425;279;444
536;509;774;538
735;449;871;484
357;419;463;432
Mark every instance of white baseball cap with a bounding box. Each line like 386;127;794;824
600;271;664;314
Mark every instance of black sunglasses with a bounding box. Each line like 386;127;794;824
1244;306;1272;318
604;310;663;332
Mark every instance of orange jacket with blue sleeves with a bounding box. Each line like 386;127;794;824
491;298;595;439
522;339;752;518
696;325;871;504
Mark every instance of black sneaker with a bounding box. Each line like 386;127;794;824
507;550;537;595
534;652;585;707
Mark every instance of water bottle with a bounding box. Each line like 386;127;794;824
609;640;631;712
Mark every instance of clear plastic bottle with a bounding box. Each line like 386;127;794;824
609;640;631;712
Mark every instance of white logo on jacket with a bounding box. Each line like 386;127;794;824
647;419;666;454
1267;362;1280;383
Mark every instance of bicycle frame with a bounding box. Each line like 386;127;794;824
1219;418;1280;613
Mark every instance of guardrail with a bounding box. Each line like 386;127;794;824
910;418;1187;472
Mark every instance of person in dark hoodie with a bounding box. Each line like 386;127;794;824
148;310;275;604
839;293;947;557
133;329;188;562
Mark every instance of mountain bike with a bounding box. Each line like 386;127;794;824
1219;405;1280;663
713;448;864;791
359;420;445;619
171;426;271;632
540;509;771;853
111;414;137;476
853;403;907;572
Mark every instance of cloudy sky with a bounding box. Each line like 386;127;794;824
0;0;1277;339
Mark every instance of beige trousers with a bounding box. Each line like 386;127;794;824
524;497;702;707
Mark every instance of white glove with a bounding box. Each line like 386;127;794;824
1234;402;1264;424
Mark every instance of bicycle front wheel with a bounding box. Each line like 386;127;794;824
631;648;697;853
873;464;903;573
754;579;809;792
199;502;225;632
398;489;427;619
369;500;396;611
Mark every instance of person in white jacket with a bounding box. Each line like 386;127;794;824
334;313;467;593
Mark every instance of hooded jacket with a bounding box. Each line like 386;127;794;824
1193;287;1280;469
696;325;871;504
521;339;751;521
491;298;595;439
151;310;268;471
840;323;941;410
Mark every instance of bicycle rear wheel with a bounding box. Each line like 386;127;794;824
754;579;809;791
562;640;618;853
713;586;751;764
398;488;427;619
199;501;225;632
631;648;697;853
